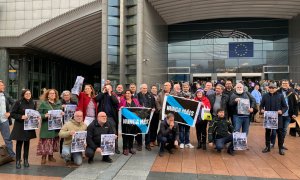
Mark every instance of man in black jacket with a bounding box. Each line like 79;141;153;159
85;112;116;164
208;84;229;119
95;84;120;154
0;80;15;159
137;84;156;151
260;83;288;155
271;79;298;150
157;113;179;157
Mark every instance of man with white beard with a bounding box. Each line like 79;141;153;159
229;83;256;136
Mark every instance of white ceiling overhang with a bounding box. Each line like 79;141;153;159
148;0;300;24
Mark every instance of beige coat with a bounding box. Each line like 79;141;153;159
59;119;87;146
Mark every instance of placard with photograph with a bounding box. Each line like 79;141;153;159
237;98;250;115
233;132;248;150
48;110;63;130
263;111;278;129
71;131;87;153
24;109;40;130
64;104;77;124
100;134;115;156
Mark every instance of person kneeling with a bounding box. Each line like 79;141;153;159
59;111;87;166
157;113;179;157
85;112;116;164
208;108;234;155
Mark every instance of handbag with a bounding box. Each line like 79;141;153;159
201;107;212;121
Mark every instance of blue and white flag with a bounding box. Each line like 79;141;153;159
162;95;201;127
120;107;153;136
229;42;253;58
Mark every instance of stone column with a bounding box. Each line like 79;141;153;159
119;0;125;85
0;49;9;84
101;0;108;81
19;57;29;90
136;0;144;88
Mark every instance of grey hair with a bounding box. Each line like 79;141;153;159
140;83;148;89
166;113;175;119
61;90;71;98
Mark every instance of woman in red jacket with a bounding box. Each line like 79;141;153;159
76;84;98;126
194;89;211;150
119;90;141;156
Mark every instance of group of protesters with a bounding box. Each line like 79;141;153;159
0;77;299;169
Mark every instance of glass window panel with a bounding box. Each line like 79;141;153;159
108;55;119;64
108;35;119;45
168;74;190;82
273;43;288;50
191;45;213;52
191;53;213;60
168;60;190;67
108;0;119;6
169;40;190;46
108;17;119;25
190;60;213;73
108;6;119;16
108;26;119;35
108;45;119;55
168;46;190;53
168;53;190;60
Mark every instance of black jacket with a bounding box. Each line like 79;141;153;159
208;117;233;143
208;93;229;116
86;120;115;151
137;92;155;108
157;120;179;141
229;91;257;116
260;92;288;129
95;92;119;121
1;92;15;125
277;88;298;117
10;98;37;141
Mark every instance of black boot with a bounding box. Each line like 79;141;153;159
202;143;207;150
197;142;202;149
16;160;21;169
24;159;29;168
279;148;285;155
262;147;270;153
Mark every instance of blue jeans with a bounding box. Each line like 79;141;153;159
0;120;15;157
179;124;190;144
271;116;291;145
215;134;233;151
233;115;250;136
62;145;83;165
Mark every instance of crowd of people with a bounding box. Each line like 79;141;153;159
0;77;299;169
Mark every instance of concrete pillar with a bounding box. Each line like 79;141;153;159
136;0;144;88
211;73;217;82
236;73;242;83
101;0;108;81
119;0;125;85
0;49;9;84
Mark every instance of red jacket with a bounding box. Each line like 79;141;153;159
194;96;211;109
76;92;98;120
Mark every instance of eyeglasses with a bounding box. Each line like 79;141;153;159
269;87;275;89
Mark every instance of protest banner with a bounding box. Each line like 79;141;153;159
237;98;250;115
162;95;200;127
48;110;63;130
233;132;248;150
263;111;278;129
100;134;115;155
71;76;84;95
71;131;87;153
24;109;40;130
64;104;77;124
119;107;153;136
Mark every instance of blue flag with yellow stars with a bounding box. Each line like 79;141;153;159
229;42;253;58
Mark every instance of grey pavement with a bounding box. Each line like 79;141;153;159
63;140;159;180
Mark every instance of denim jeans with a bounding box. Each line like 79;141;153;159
158;135;175;152
0;120;15;157
215;134;233;151
179;124;190;144
62;145;83;165
271;116;291;145
233;115;250;136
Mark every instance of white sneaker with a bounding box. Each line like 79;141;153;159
179;143;184;149
185;143;194;148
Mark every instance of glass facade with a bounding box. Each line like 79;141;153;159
168;18;289;81
7;49;98;100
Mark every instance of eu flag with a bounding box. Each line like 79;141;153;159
229;42;253;58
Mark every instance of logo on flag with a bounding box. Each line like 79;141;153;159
229;42;253;58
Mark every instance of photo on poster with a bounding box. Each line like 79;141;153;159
48;110;63;130
233;132;248;150
71;131;87;153
100;134;115;156
263;111;278;129
64;105;77;124
237;98;250;115
24;109;40;130
71;76;84;95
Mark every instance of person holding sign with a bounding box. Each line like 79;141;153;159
229;83;256;136
85;112;115;164
119;90;141;155
208;108;234;155
260;83;288;155
37;89;63;165
194;89;211;150
10;89;39;169
59;111;87;166
157;113;179;157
